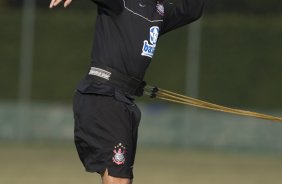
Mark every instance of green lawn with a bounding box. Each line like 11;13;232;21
1;143;282;184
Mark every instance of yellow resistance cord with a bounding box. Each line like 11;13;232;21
144;86;282;123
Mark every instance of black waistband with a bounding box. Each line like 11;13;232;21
87;64;146;96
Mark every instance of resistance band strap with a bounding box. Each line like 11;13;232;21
143;85;282;123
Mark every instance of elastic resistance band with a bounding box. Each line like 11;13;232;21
144;85;282;123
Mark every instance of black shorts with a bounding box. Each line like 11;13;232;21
73;91;141;179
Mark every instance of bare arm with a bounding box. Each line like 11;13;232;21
49;0;73;8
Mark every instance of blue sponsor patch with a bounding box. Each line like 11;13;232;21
141;26;159;58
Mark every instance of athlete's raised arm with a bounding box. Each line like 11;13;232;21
161;0;207;35
49;0;72;8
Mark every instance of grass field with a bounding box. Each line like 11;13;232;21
1;143;282;184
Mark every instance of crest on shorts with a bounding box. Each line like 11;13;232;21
112;143;126;165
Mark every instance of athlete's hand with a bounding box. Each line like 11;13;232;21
49;0;72;8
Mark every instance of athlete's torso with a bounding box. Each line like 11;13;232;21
91;0;165;80
76;0;206;99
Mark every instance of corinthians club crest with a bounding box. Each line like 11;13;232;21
112;143;126;165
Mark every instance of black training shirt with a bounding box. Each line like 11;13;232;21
91;0;205;79
77;0;206;100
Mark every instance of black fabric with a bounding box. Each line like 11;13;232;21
161;0;206;34
91;0;124;15
74;0;206;178
88;64;145;96
87;0;207;80
78;0;206;97
73;91;141;178
76;78;135;105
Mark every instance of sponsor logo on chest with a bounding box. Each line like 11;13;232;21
141;26;160;58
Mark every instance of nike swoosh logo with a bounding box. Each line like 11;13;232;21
139;3;146;7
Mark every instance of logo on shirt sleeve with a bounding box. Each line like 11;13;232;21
141;26;159;58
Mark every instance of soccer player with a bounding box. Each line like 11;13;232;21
49;0;206;183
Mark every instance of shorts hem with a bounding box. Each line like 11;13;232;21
85;166;133;179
